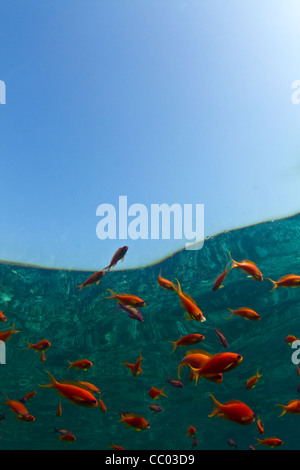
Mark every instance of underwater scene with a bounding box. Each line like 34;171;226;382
1;213;300;450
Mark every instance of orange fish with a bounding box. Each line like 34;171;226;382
148;386;168;400
119;412;150;431
110;443;125;450
276;399;300;417
0;323;20;342
285;335;299;345
40;352;46;362
77;271;105;291
187;425;196;437
168;334;205;354
25;339;51;352
257;415;264;435
104;246;128;271
246;369;262;390
189;351;243;385
77;381;100;395
212;264;230;292
229;252;263;281
255;437;283;448
19;391;37;404
39;371;98;408
209;394;255;425
267;274;300;292
227;307;260;321
158;269;175;291
3;394;35;422
56;402;62;418
122;351;143;377
172;279;206;322
0;311;7;322
105;289;146;308
58;433;76;443
99;398;107;413
67;359;93;371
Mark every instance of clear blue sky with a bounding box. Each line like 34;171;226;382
1;0;300;270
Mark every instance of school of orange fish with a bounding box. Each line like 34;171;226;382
1;246;300;449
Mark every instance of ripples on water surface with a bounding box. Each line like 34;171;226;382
1;214;300;450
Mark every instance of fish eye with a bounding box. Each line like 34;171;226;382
237;355;242;360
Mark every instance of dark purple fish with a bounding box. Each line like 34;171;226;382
114;303;144;323
191;436;198;448
54;428;73;435
0;414;5;424
214;327;229;349
149;404;163;414
227;439;237;449
167;378;184;388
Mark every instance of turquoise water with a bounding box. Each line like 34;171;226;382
1;214;300;450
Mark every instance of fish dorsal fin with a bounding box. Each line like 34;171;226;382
182;292;197;304
122;412;141;419
288;399;300;405
223;399;242;406
240;259;257;266
278;274;299;281
60;380;91;391
185;349;213;357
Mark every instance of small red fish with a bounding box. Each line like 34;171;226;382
187;425;196;437
255;437;283;448
77;271;105;291
148;386;168;400
40;351;46;362
285;335;299;346
122;351;143;377
227;307;260;321
67;359;93;371
58;433;76;443
19;392;37;405
110;443;125;450
104;246;128;271
212;264;230;291
3;394;35;422
257;415;264;435
105;289;146;308
245;369;262;390
25;339;51;353
158;269;175;291
168;334;205;354
56;402;62;418
229;252;263;281
276;399;300;417
267;274;300;292
0;311;7;322
119;412;150;431
0;323;20;342
99;398;107;413
209;394;255;425
172;279;206;322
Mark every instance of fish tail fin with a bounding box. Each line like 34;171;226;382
24;342;33;350
177;363;184;379
104;288;117;299
226;308;235;320
255;438;262;446
208;394;222;418
67;361;73;371
168;341;177;354
229;251;238;268
38;371;58;389
275;404;287;417
10;322;20;335
257;369;263;378
103;265;111;272
2;393;10;406
160;386;168;398
76;284;84;291
113;303;122;314
266;278;278;292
